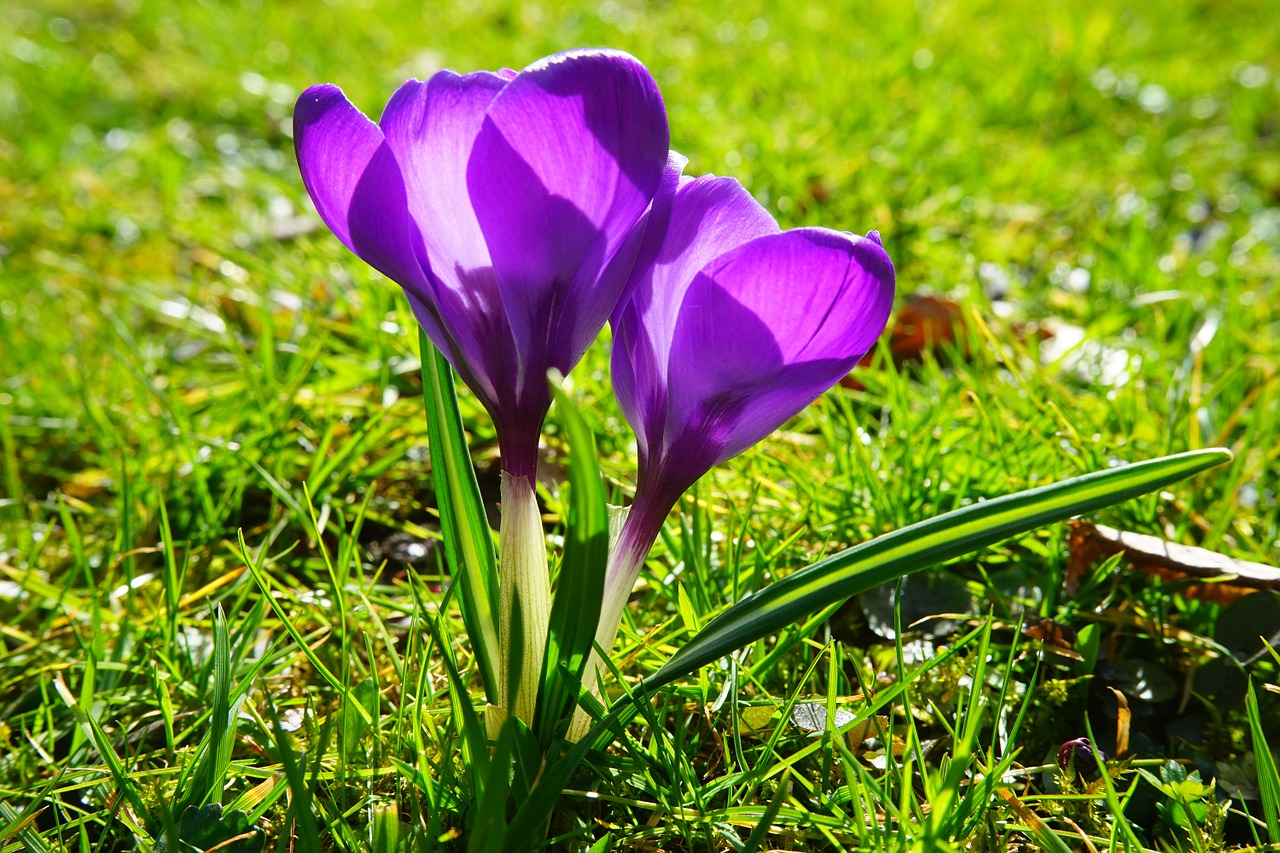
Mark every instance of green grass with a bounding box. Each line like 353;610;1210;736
2;0;1278;850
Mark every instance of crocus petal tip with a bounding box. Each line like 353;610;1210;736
528;46;649;72
295;82;347;111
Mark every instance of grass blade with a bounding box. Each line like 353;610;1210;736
420;329;501;703
52;675;151;825
994;787;1076;853
371;802;400;853
1246;679;1280;843
425;605;491;798
176;604;240;813
650;448;1231;687
469;717;516;853
740;768;791;853
535;377;608;746
265;698;323;849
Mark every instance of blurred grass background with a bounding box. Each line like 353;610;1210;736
1;0;1278;848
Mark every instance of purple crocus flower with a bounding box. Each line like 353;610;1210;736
612;167;895;572
293;50;670;729
293;49;669;481
569;164;895;738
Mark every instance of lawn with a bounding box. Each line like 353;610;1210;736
1;0;1278;850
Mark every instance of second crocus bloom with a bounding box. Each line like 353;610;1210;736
294;50;671;728
569;167;895;738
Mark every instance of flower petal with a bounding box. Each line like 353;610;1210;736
659;228;894;483
612;175;779;463
693;228;895;367
378;73;520;412
379;72;505;295
607;150;689;327
293;84;426;291
467;49;670;374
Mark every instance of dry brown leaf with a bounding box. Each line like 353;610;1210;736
846;294;965;381
881;294;968;362
1068;521;1280;603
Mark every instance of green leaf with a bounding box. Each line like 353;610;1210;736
154;804;265;853
417;583;490;798
535;377;609;746
586;834;614;853
419;330;501;703
470;718;516;853
740;768;791;853
51;675;151;824
342;677;379;749
239;532;372;727
370;801;400;853
676;582;701;635
650;448;1231;687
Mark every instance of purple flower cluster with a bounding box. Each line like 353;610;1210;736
295;49;896;727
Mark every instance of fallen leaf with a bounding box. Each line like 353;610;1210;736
845;296;1064;389
850;294;966;374
1022;617;1085;662
1068;521;1280;603
790;702;855;733
735;704;777;735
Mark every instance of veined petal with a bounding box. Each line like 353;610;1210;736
468;49;669;375
378;73;521;416
379;72;505;297
612;175;778;463
692;228;894;367
627;176;780;379
293;84;427;292
659;228;894;483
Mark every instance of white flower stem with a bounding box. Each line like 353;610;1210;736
496;473;550;730
565;559;639;742
565;499;664;742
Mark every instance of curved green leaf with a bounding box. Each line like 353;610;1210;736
1246;679;1280;842
650;448;1231;687
419;330;501;703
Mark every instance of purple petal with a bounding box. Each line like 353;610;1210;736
692;229;895;369
668;229;894;467
612;175;779;463
607;151;689;327
378;73;517;409
293;84;426;292
621;227;893;498
379;72;505;295
468;49;670;375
